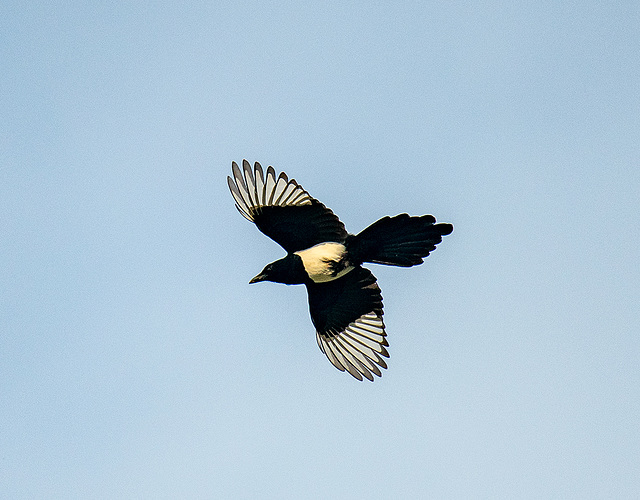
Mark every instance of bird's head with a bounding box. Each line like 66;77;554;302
249;255;306;285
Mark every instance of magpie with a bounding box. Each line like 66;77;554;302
228;160;453;381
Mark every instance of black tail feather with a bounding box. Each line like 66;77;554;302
347;214;453;267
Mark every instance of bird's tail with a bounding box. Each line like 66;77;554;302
346;214;453;267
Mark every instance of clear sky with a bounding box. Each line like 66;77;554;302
1;2;639;498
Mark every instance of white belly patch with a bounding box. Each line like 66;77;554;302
294;242;354;283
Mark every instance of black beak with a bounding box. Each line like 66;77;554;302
249;273;267;284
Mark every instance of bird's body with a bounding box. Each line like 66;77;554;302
228;160;453;381
295;242;352;283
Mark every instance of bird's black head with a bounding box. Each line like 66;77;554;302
249;254;306;285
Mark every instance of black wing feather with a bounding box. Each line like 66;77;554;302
306;267;388;381
228;160;347;253
306;266;383;335
252;201;347;253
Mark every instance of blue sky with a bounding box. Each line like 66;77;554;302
1;2;639;498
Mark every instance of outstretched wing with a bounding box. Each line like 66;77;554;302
306;266;388;381
227;160;347;253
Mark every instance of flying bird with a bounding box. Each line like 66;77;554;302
227;160;453;381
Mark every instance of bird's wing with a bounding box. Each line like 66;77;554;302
306;266;388;381
228;160;347;253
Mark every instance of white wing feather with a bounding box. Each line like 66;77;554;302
228;160;312;222
316;312;388;382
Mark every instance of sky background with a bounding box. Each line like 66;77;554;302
1;2;639;498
